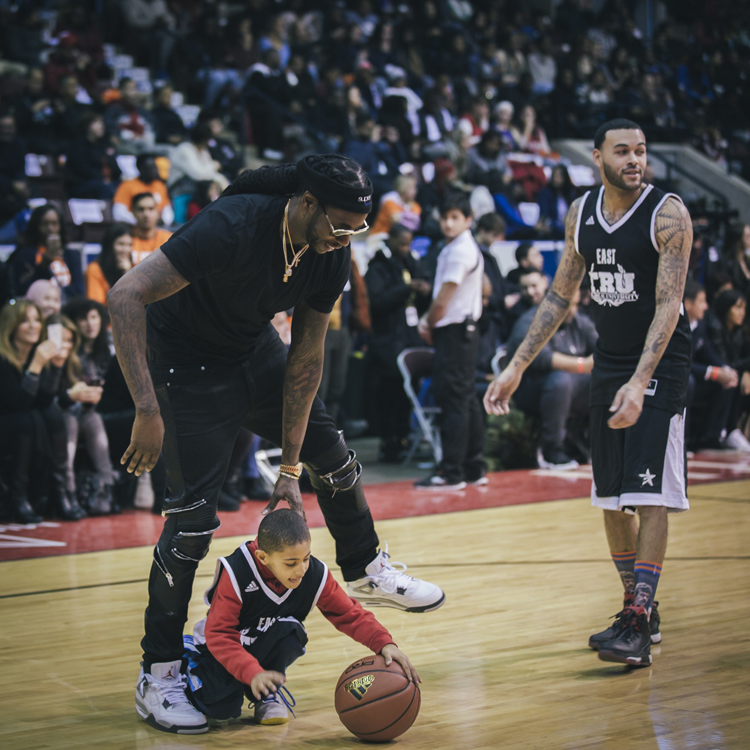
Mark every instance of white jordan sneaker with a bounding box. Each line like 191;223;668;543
347;542;446;613
135;660;209;734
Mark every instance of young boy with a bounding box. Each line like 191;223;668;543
147;509;419;732
416;191;486;490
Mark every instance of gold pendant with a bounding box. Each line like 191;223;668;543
284;266;291;282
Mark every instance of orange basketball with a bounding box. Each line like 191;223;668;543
335;654;420;742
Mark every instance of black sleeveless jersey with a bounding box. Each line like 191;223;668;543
575;184;691;412
202;543;328;652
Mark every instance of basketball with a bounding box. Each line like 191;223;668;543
335;654;420;742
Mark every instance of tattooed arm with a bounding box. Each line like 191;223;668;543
607;197;693;429
484;197;586;415
107;250;189;474
263;300;329;517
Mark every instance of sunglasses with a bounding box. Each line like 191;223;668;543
321;206;369;237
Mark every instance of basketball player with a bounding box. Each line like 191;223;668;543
108;155;445;734
484;120;693;668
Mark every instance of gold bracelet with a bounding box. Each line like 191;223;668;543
279;463;302;479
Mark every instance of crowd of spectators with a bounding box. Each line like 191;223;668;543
1;0;749;522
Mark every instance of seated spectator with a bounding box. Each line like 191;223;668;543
85;223;133;305
13;67;59;155
0;110;30;242
474;212;519;345
245;48;289;159
25;279;62;321
0;299;85;522
7;204;83;299
365;224;432;461
464;128;514;194
65;112;121;200
536;164;577;239
457;95;491;148
151;84;187;146
511;105;552;156
47;311;116;515
130;193;173;265
492;100;518;152
507;266;548;329
528;37;558;96
684;280;740;451
705;289;750;451
417;88;454;160
506;242;545;285
369;174;421;237
104;77;155;154
52;73;93;154
722;222;750;300
167;123;229;200
199;112;245;181
186;180;223;221
119;0;177;78
506;287;598;468
113;154;173;226
341;114;397;199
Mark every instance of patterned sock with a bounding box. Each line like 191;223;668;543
633;560;662;612
611;550;636;598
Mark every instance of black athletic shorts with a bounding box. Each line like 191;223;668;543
589;404;689;512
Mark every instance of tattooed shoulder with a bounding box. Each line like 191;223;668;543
564;196;586;236
654;198;692;256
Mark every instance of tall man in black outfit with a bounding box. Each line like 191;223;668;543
485;120;693;669
108;155;445;735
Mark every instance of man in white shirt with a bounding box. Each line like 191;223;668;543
416;192;486;490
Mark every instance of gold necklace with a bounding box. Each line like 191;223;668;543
282;200;309;283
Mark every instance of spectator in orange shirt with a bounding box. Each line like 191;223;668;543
130;193;172;265
369;174;421;238
85;223;133;305
113;154;174;227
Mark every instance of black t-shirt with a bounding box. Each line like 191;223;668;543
147;194;350;363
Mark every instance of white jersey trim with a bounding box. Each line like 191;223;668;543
649;192;683;252
240;543;293;605
573;191;590;255
596;184;654;234
219;557;243;604
309;562;329;616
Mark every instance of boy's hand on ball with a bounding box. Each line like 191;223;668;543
381;644;421;684
250;670;286;700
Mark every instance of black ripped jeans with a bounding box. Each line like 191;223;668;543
142;328;379;665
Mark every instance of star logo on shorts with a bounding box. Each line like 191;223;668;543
639;468;656;487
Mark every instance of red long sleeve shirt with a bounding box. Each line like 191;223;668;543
204;541;395;687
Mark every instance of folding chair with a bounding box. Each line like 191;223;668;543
490;345;508;377
397;347;442;465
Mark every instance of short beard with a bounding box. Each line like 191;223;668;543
304;205;325;251
602;160;642;192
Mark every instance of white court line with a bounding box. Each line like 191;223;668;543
688;460;750;473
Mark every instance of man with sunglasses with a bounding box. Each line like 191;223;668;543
108;155;445;735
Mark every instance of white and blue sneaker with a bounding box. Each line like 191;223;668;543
254;686;296;725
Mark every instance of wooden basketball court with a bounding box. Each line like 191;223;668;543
2;453;748;750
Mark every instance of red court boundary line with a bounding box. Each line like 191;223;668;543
1;453;748;562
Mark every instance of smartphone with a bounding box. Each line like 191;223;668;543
47;323;63;349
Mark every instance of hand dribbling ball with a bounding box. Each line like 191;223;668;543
335;655;420;742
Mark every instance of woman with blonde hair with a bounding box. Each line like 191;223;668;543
47;311;117;515
370;173;422;236
0;299;85;521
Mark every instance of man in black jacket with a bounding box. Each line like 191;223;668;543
506;285;598;468
365;224;431;461
684;279;739;450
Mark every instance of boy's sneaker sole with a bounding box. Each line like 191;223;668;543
348;587;447;613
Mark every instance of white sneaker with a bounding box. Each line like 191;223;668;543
135;660;208;734
722;428;750;452
134;473;155;509
347;542;446;613
254;687;296;725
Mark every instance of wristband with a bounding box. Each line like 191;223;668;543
710;366;719;381
279;463;302;479
577;357;585;374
